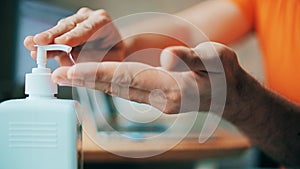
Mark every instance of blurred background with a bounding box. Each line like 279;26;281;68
1;0;280;168
1;0;264;101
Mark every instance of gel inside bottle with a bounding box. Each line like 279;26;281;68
0;44;83;169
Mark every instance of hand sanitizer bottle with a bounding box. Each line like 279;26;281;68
0;44;83;169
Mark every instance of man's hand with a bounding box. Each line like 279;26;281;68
24;7;125;66
51;42;243;116
51;42;300;166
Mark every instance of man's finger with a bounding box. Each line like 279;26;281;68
52;62;190;114
53;62;181;93
34;11;90;46
53;65;172;113
52;64;154;109
24;36;36;51
30;51;37;59
52;66;151;104
67;62;180;91
52;66;71;85
54;10;111;46
66;62;119;82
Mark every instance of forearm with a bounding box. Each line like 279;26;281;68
119;16;189;66
124;34;187;57
177;0;252;45
226;68;300;166
122;0;252;60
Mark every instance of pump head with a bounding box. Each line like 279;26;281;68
25;44;72;97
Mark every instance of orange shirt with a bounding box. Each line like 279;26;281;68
230;0;300;104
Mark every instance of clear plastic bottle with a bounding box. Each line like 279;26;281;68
0;44;83;169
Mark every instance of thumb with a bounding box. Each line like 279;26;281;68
160;42;229;73
160;46;204;72
52;66;72;86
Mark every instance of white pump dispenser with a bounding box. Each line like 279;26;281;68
0;44;82;169
25;44;72;97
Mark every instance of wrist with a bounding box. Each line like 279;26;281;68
223;66;265;126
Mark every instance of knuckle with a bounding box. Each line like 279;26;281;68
116;72;132;86
94;9;108;17
95;67;104;81
66;22;76;30
82;23;94;31
94;16;109;28
101;15;111;23
57;18;67;25
77;7;91;14
166;91;181;105
198;42;238;66
110;65;132;85
58;17;76;29
130;75;141;88
93;10;111;23
218;46;238;65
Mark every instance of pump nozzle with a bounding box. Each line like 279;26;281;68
35;44;72;69
25;44;73;97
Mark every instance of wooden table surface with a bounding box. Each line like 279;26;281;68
82;127;251;162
